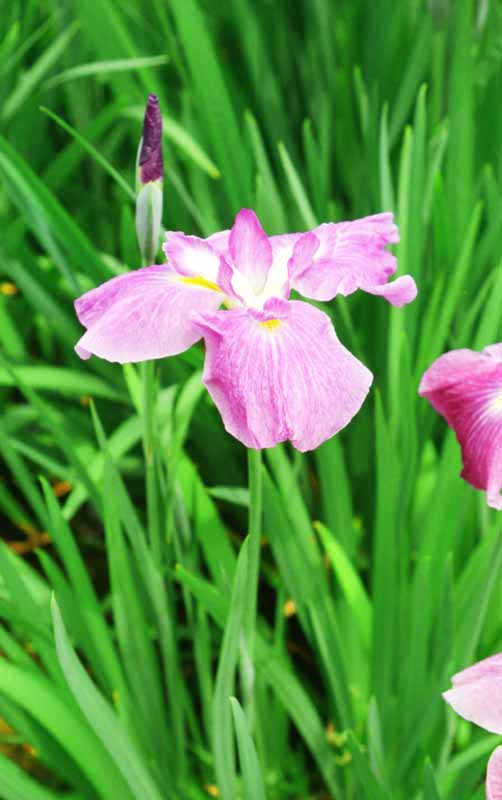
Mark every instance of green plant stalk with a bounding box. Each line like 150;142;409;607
142;360;162;563
240;447;263;725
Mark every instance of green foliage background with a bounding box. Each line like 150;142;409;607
0;1;501;798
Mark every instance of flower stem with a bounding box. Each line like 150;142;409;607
241;447;263;723
142;360;162;563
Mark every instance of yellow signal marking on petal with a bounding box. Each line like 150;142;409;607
179;275;222;292
259;318;281;331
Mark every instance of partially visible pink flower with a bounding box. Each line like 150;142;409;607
443;654;502;734
488;748;502;800
419;345;502;509
443;655;502;799
75;208;416;450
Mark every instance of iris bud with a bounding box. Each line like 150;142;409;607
135;94;163;265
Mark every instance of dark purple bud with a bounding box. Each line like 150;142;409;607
138;94;163;184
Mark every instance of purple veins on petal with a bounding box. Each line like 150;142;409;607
138;94;163;184
192;299;373;451
419;345;502;509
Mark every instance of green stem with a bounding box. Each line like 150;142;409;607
142;360;162;563
241;447;263;723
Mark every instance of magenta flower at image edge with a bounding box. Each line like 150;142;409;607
74;208;417;451
419;345;502;509
443;655;502;799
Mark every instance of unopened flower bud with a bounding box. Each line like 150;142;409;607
135;94;163;264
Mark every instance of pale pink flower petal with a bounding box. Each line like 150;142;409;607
487;747;502;800
75;265;222;363
443;654;502;735
361;275;418;306
419;346;502;509
206;229;230;253
290;212;416;307
229;209;272;294
452;654;502;687
193;299;372;451
163;232;220;281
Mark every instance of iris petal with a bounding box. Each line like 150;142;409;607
419;346;502;509
193;299;372;451
290;212;417;307
75;264;221;363
487;747;502;800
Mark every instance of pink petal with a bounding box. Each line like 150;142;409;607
163;232;220;281
485;344;502;362
419;346;502;509
362;275;418;306
443;679;502;734
75;264;222;364
452;654;502;687
217;257;244;305
269;232;303;271
229;209;272;294
443;655;502;735
288;232;320;275
290;212;416;307
193;299;372;451
206;229;230;254
487;747;502;800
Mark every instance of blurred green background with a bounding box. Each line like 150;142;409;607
0;1;501;798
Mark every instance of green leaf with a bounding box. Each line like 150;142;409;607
51;596;164;800
230;697;266;800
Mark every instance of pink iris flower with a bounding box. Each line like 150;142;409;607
443;655;502;799
419;345;502;509
75;209;417;450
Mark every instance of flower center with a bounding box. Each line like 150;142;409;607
259;319;281;332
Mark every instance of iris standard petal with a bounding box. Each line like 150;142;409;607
487;747;502;800
419;346;502;509
75;264;222;363
193;298;372;451
290;212;417;307
163;232;220;282
229;208;273;294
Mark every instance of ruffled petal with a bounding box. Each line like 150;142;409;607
75;264;222;363
193;299;372;451
487;747;502;800
362;275;418;306
419;347;502;509
163;232;220;282
229;209;272;294
290;212;416;307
